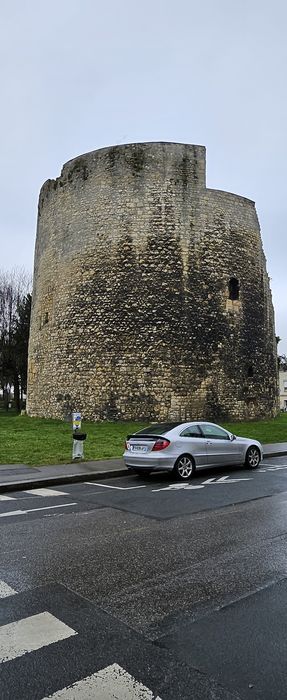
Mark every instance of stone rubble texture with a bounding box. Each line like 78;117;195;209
27;142;278;421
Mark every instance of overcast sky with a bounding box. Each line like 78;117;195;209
1;0;286;352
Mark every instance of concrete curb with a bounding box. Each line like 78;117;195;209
0;468;128;493
0;450;287;493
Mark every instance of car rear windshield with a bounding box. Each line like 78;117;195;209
134;423;181;436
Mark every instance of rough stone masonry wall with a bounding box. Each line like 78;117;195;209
27;142;278;421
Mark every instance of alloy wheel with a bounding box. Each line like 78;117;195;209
176;456;194;479
247;447;260;468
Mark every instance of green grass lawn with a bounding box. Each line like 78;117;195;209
0;414;147;466
0;412;286;466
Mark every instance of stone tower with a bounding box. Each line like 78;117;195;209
27;142;278;421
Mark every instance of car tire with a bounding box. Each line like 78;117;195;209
173;454;195;480
132;469;152;476
245;446;261;469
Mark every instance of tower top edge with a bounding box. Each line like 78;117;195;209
63;141;206;168
39;142;207;196
207;187;256;206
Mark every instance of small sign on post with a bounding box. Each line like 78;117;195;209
72;412;82;432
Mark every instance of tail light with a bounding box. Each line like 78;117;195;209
152;438;170;451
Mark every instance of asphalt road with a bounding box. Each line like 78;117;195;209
1;456;287;699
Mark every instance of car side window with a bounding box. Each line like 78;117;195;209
180;425;202;438
201;424;230;440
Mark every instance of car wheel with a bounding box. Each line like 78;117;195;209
245;446;261;469
173;454;195;480
132;469;152;476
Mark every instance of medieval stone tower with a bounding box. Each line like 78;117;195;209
27;142;278;421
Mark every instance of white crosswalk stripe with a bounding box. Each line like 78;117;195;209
23;488;69;497
0;495;16;501
0;612;77;664
41;663;162;699
0;585;162;699
0;581;17;598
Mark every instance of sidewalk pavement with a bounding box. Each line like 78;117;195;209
0;443;287;493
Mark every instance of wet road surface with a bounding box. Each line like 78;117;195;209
1;456;287;698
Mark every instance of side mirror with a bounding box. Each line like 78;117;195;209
230;434;236;441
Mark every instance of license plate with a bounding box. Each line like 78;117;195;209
131;445;148;453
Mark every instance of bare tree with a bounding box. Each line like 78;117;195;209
0;268;31;411
278;354;287;372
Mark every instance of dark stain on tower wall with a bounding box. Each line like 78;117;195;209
27;142;278;421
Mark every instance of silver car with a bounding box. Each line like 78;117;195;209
123;421;263;480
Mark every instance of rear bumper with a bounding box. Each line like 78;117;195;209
124;454;174;471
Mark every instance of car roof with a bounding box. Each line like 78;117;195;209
130;421;224;438
167;421;221;434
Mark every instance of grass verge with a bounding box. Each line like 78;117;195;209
0;414;146;466
0;412;286;466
